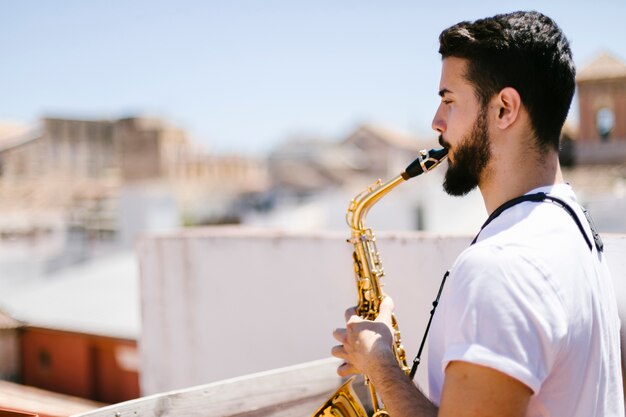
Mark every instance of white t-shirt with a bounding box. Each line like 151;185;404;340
428;184;624;417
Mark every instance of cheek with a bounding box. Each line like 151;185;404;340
444;112;462;142
448;111;475;140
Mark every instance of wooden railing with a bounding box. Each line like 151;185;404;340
71;358;344;417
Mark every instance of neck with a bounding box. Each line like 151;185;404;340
480;146;564;215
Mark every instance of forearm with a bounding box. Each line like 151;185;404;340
368;350;438;417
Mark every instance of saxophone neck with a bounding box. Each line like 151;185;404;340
347;175;406;231
346;147;448;231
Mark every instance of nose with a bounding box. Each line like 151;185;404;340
431;104;446;134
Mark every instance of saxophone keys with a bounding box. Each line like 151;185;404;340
397;347;406;359
395;343;407;360
362;285;374;303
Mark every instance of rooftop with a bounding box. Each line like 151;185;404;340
577;51;626;83
0;251;140;340
0;309;21;330
344;123;429;151
0;121;37;152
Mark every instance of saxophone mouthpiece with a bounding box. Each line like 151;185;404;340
401;147;448;180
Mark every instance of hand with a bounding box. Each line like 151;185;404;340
331;296;396;378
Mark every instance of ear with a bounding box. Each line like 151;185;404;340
493;87;521;130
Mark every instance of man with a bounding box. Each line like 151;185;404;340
332;11;624;417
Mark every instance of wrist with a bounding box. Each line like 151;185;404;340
367;345;400;380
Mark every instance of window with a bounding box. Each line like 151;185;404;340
596;107;615;141
38;349;52;370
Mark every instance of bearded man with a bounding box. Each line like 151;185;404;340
332;11;624;417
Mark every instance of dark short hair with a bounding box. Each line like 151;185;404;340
439;11;575;150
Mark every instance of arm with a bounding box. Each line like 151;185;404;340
439;361;531;417
332;296;532;417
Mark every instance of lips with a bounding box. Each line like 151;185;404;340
438;136;453;163
438;135;451;149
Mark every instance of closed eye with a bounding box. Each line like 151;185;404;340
438;88;453;105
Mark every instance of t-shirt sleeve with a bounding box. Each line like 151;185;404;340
440;245;568;393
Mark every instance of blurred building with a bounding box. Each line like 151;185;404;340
21;327;139;404
557;51;626;233
0;116;191;187
267;124;431;198
0;251;140;404
0;116;269;257
575;51;626;164
0;116;268;403
342;124;431;179
252;123;485;233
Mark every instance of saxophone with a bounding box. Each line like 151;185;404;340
312;147;448;417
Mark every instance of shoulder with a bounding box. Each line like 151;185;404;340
448;241;567;326
475;185;590;251
452;241;543;286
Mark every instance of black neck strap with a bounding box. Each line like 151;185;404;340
409;269;449;380
470;192;603;252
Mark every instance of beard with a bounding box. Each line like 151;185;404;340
442;108;491;197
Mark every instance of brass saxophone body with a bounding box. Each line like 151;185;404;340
313;148;448;417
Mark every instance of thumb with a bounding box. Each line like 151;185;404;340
376;295;395;323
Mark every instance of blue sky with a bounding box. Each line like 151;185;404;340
2;1;626;154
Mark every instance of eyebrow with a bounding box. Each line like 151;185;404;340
438;88;452;97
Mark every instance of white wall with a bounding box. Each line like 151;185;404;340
137;229;626;397
119;184;180;248
137;229;472;395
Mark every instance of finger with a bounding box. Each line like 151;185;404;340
344;306;357;322
376;295;395;323
332;328;346;343
337;361;358;378
330;344;347;360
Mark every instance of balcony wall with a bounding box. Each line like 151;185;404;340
136;228;473;395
